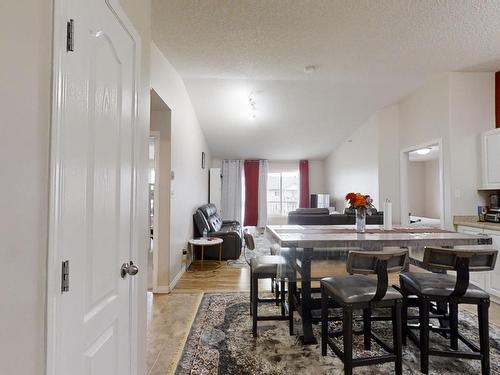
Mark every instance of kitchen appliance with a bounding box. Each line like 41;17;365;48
490;194;499;209
478;206;488;222
486;208;500;223
310;193;330;208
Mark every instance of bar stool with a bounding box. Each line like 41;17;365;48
244;233;290;337
321;249;408;375
399;246;498;374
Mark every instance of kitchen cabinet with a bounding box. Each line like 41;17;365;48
484;229;500;298
456;225;500;301
456;226;487;288
481;128;500;189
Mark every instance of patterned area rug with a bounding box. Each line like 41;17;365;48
175;292;500;375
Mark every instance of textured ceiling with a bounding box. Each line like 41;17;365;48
152;0;500;160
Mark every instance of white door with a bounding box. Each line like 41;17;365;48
48;0;140;374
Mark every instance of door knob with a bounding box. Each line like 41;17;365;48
121;261;139;278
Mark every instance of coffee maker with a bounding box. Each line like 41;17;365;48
486;194;500;223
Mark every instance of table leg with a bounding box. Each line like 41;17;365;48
287;247;297;336
219;243;222;263
201;245;204;269
300;247;317;344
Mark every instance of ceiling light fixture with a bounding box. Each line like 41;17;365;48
416;148;431;155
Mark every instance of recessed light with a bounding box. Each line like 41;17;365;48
416;148;431;155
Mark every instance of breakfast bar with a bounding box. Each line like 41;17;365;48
266;224;493;344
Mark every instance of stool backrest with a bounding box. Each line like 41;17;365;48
346;249;408;303
423;247;497;272
244;232;255;251
423;246;498;297
346;249;408;275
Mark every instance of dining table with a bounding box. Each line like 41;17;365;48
265;224;493;344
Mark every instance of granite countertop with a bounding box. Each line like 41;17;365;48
454;215;500;231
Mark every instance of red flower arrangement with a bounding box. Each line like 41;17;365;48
345;192;374;210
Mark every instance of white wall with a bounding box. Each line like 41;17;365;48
407;159;441;219
408;161;426;217
449;72;494;214
324;117;380;211
0;1;52;373
151;43;212;285
323;72;496;228
425;159;441;219
377;104;401;223
309;160;326;194
0;1;151;374
399;75;453;227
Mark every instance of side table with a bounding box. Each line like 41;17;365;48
188;237;223;269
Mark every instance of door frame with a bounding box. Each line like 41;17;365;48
46;0;144;374
150;131;161;292
399;138;444;228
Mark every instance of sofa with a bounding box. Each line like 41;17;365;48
193;204;242;260
288;207;384;225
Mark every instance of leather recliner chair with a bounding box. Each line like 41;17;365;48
193;204;242;260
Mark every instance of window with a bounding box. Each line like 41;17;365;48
267;171;300;216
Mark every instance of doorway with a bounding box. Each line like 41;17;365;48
400;140;444;228
149;89;172;293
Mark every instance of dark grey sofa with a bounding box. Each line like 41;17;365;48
288;207;384;225
193;204;242;260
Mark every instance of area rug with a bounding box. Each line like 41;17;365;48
226;228;271;267
175;292;500;375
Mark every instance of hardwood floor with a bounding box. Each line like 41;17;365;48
148;259;500;374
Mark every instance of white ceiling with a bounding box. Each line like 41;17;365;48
152;0;500;160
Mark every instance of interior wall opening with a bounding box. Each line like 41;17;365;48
400;140;444;228
149;89;172;293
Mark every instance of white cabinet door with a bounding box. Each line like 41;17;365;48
456;226;486;288
481;128;500;189
484;230;500;298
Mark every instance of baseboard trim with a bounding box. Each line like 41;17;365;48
153;285;170;294
169;265;186;291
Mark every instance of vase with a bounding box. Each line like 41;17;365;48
356;208;366;233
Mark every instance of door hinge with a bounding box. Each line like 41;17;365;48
61;260;69;293
66;19;74;52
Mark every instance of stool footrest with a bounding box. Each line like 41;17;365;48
256;315;289;321
428;350;482;360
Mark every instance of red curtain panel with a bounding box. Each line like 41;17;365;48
496;72;500;128
299;160;310;208
244;160;259;226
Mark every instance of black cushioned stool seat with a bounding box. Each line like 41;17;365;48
400;272;489;299
250;255;286;274
321;249;408;375
321;275;402;305
399;246;498;375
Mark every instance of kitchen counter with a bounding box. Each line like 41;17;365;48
454;215;500;231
